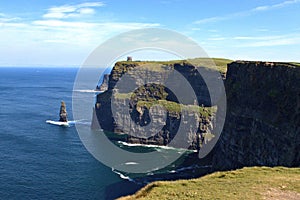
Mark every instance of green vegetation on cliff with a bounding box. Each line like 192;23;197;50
137;100;215;118
290;62;300;67
116;58;233;74
188;57;233;74
119;167;300;200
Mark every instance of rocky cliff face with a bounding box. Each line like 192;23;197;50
212;61;300;169
96;74;109;91
92;60;300;168
92;61;216;150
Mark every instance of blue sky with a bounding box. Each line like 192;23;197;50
0;0;299;66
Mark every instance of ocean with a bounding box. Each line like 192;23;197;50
0;67;210;199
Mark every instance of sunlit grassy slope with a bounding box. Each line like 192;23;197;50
119;167;300;200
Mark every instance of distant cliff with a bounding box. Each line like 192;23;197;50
92;59;300;168
212;61;300;169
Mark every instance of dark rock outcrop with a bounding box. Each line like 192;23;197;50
96;74;109;91
212;61;300;169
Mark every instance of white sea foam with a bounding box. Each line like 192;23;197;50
73;120;91;126
46;119;91;127
46;120;70;127
73;89;102;93
174;166;194;173
117;141;175;150
125;162;139;165
117;141;198;153
111;168;133;182
174;164;211;173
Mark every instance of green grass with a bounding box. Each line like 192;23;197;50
290;62;300;67
188;58;233;74
113;92;134;99
113;89;216;117
116;58;233;74
116;58;300;74
136;100;215;117
117;60;185;66
119;167;300;200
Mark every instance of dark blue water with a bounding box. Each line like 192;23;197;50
0;67;210;199
0;67;126;199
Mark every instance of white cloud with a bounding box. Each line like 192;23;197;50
207;37;226;41
79;8;95;15
0;2;161;66
77;2;105;7
255;28;269;32
0;13;21;22
28;1;159;44
247;39;299;47
233;34;300;47
32;19;159;32
233;35;282;40
33;20;97;28
194;16;226;24
252;0;300;11
1;22;27;28
194;0;300;24
43;1;105;19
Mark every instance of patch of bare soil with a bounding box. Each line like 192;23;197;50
263;188;300;200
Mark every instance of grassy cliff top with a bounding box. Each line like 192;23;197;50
188;57;233;74
116;58;233;74
115;58;300;74
232;60;300;69
290;62;300;67
119;167;300;200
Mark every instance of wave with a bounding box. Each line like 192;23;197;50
117;141;197;153
46;120;70;127
73;119;91;126
73;89;102;93
125;162;139;165
67;120;76;125
46;119;90;127
117;141;174;149
111;163;212;185
171;164;212;174
111;168;134;182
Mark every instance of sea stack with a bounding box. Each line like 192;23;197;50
59;101;68;122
